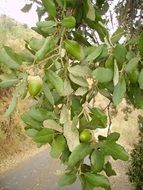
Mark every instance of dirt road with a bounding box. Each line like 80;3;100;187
0;149;133;190
0;150;81;190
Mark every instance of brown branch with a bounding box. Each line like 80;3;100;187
107;102;112;135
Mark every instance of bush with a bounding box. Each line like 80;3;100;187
128;115;143;190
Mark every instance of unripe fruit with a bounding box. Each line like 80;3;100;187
79;129;92;143
28;76;43;96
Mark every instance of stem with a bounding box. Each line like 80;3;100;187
107;102;112;135
59;28;66;67
39;54;58;65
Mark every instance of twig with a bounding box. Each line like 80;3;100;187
103;100;112;111
106;101;112;135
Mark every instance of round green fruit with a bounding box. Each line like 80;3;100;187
28;76;43;96
79;129;92;143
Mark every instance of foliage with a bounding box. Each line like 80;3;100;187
1;0;143;189
128;115;143;190
115;0;143;35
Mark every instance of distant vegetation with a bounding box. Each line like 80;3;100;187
0;15;37;161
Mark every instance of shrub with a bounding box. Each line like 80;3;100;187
128;115;143;190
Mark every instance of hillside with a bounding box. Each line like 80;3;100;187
0;15;40;172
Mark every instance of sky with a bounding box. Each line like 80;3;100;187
0;0;118;30
0;0;38;27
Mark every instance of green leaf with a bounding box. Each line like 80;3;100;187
128;69;139;84
27;107;53;122
45;70;64;96
113;76;126;106
69;74;88;87
113;60;119;86
72;31;91;46
58;173;77;187
19;50;34;62
138;69;143;89
86;0;95;21
42;0;56;18
126;51;135;61
91;150;105;173
43;82;55;105
21;113;43;130
75;87;88;96
62;16;76;29
138;32;143;59
92;68;113;83
85;45;103;62
50;135;66;158
36;21;56;30
80;175;94;190
60;145;71;164
36;21;56;34
68;65;91;78
13;74;28;99
29;37;45;51
26;128;38;138
64;119;80;152
63;79;73;96
111;27;125;44
114;44;127;69
21;3;32;12
36;20;57;29
43;119;63;132
4;96;18;117
35;37;56;61
89;107;107;129
107;132;120;142
64;40;84;61
4;46;22;65
0;49;19;69
102;141;129;161
84;172;110;189
104;162;116;177
71;97;82;117
34;128;54;144
60;105;70;124
105;55;114;68
68;143;92;167
127;84;143;109
0;79;18;88
125;57;140;74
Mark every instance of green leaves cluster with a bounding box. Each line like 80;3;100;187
2;0;143;189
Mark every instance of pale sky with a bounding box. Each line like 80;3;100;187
0;0;118;30
0;0;38;26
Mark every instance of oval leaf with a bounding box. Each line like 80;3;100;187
42;0;56;17
138;69;143;89
65;40;84;61
84;172;110;189
113;76;126;106
92;68;113;83
46;70;64;96
68;65;91;78
69;74;88;87
43;119;63;132
85;45;103;62
68;143;92;167
62;16;76;29
4;96;18;117
50;135;66;158
34;128;54;144
58;173;77;187
43;82;55;105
